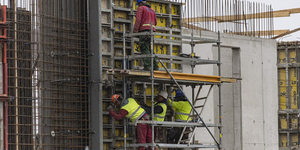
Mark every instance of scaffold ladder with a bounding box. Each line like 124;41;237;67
155;54;220;149
177;84;214;145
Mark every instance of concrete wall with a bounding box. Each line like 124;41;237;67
181;29;278;150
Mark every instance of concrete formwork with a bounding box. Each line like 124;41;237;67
182;29;278;150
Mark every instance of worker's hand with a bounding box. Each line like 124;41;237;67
139;99;145;105
107;105;114;111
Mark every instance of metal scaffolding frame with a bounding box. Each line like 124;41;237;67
116;28;223;149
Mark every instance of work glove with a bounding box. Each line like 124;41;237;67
107;105;114;111
139;99;145;106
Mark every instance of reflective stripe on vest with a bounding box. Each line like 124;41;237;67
153;102;167;121
122;98;146;123
142;24;155;27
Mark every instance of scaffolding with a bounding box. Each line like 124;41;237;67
106;23;233;149
277;41;300;149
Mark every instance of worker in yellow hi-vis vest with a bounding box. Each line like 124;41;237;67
139;91;168;141
167;90;192;150
107;94;154;150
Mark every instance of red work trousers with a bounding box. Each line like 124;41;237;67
136;123;156;150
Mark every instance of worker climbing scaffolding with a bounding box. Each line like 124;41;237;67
134;0;159;70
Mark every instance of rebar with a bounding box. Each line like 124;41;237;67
6;0;89;150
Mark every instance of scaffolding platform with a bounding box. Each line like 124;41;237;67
127;143;218;148
107;69;236;85
130;120;221;127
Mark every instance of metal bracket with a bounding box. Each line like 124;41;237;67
50;51;79;57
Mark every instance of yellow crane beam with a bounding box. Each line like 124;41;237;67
231;30;290;36
182;7;300;23
271;27;300;39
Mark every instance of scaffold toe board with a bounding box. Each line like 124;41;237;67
107;69;237;83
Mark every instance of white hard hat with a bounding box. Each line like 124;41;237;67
158;91;168;99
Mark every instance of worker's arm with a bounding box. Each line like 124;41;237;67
141;104;163;114
133;7;143;33
167;99;182;109
109;109;128;120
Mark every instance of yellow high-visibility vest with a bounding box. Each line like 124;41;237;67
122;98;146;123
153;102;167;121
168;99;192;122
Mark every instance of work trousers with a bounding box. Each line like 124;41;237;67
139;34;159;70
167;127;189;150
137;123;156;150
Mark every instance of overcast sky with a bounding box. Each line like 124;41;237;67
252;0;300;41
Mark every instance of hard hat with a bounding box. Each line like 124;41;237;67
158;91;168;99
175;90;184;98
111;94;120;103
136;0;146;5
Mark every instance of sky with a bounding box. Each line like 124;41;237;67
252;0;300;41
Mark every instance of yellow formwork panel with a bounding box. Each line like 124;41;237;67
291;133;298;146
102;90;108;97
279;69;287;110
135;84;159;96
173;63;181;70
279;86;287;110
291;86;297;109
134;84;141;95
158;62;168;69
150;2;167;14
290;115;298;129
280;114;288;129
172;46;180;56
157;17;167;27
290;68;298;109
115;49;123;57
115;60;122;69
289;49;296;63
103;130;109;138
172;32;180;40
171;4;180;15
172;19;180;29
114;23;129;32
102;59;111;67
155;31;168;39
102;27;109;38
146;85;159;96
103;116;109;124
116;141;125;148
114;11;128;20
154;44;168;54
133;1;167;14
135;60;142;67
279;69;287;86
134;42;140;53
278;49;286;64
115;0;129;8
280;133;287;147
103;102;109;111
104;143;109;150
115;129;124;137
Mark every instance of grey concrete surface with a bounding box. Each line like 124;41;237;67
181;29;278;150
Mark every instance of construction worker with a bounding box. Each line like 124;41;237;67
167;90;192;149
134;0;158;71
139;91;168;141
107;94;154;150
